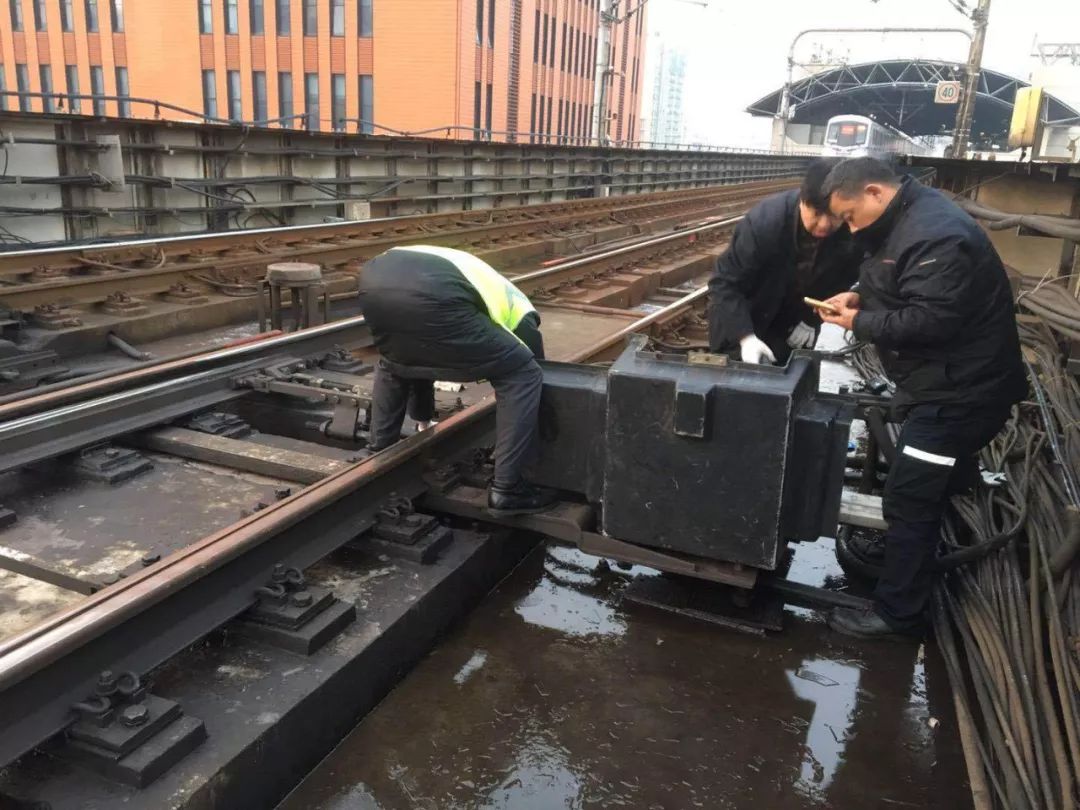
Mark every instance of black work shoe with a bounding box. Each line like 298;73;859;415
487;481;558;516
827;607;921;642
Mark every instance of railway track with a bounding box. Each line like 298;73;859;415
0;181;787;314
0;204;750;796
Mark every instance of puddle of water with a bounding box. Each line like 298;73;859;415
279;541;970;810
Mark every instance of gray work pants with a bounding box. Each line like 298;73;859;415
368;358;543;490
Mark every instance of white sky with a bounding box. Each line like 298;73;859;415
644;0;1080;148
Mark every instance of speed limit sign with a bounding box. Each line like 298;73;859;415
935;81;961;104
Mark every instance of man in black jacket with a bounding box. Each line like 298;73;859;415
708;159;861;363
819;158;1027;640
358;245;554;515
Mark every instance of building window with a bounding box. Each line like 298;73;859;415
110;0;123;31
541;14;548;66
202;68;217;118
90;65;105;115
304;72;318;129
60;0;74;30
33;0;46;31
39;64;54;112
537;95;544;138
198;0;212;33
556;99;562;141
358;0;371;36
484;82;492;137
560;22;566;71
472;80;480;139
548;16;555;65
226;69;241;120
250;0;264;33
529;93;536;143
276;0;289;34
9;0;22;31
0;69;6;112
224;0;238;33
358;73;372;134
16;64;30;111
85;0;98;31
474;0;481;44
252;71;267;122
65;65;80;113
301;0;315;35
329;0;343;36
330;73;345;130
532;10;539;63
487;0;493;47
278;71;292;125
115;66;129;115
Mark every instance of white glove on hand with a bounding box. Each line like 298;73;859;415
786;321;817;350
739;334;777;364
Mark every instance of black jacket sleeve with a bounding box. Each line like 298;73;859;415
853;237;973;348
513;311;544;360
708;216;768;351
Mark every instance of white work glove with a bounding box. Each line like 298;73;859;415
739;334;776;364
786;321;817;350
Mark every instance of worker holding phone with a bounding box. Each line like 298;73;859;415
818;158;1026;641
708;159;861;364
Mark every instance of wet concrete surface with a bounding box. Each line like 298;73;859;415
279;541;971;810
0;452;294;598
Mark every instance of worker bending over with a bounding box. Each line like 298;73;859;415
819;158;1027;640
708;158;861;363
358;245;554;516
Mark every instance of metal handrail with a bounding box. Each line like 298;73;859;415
0;89;812;155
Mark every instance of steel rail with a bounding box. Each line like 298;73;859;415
510;215;742;293
0;185;720;260
0;282;711;767
0;181;781;271
0;182;782;312
0;315;372;422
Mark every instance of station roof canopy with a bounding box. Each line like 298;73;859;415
747;58;1080;139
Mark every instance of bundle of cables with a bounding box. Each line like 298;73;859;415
841;296;1080;810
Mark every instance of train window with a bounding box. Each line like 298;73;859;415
826;122;867;146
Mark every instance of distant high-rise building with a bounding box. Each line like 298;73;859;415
640;33;685;146
0;0;646;145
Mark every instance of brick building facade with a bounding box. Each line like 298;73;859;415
0;0;646;144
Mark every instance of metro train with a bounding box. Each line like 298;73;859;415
822;114;933;159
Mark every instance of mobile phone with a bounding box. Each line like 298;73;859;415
804;296;839;315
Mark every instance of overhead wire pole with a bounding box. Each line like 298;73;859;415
951;0;991;158
591;0;617;147
591;0;706;148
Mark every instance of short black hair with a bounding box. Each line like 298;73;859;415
799;158;839;212
822;157;900;198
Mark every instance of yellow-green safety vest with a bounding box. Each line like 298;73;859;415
391;245;536;337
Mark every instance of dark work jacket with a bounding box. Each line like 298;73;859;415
357;248;542;382
851;177;1027;408
708;189;861;355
